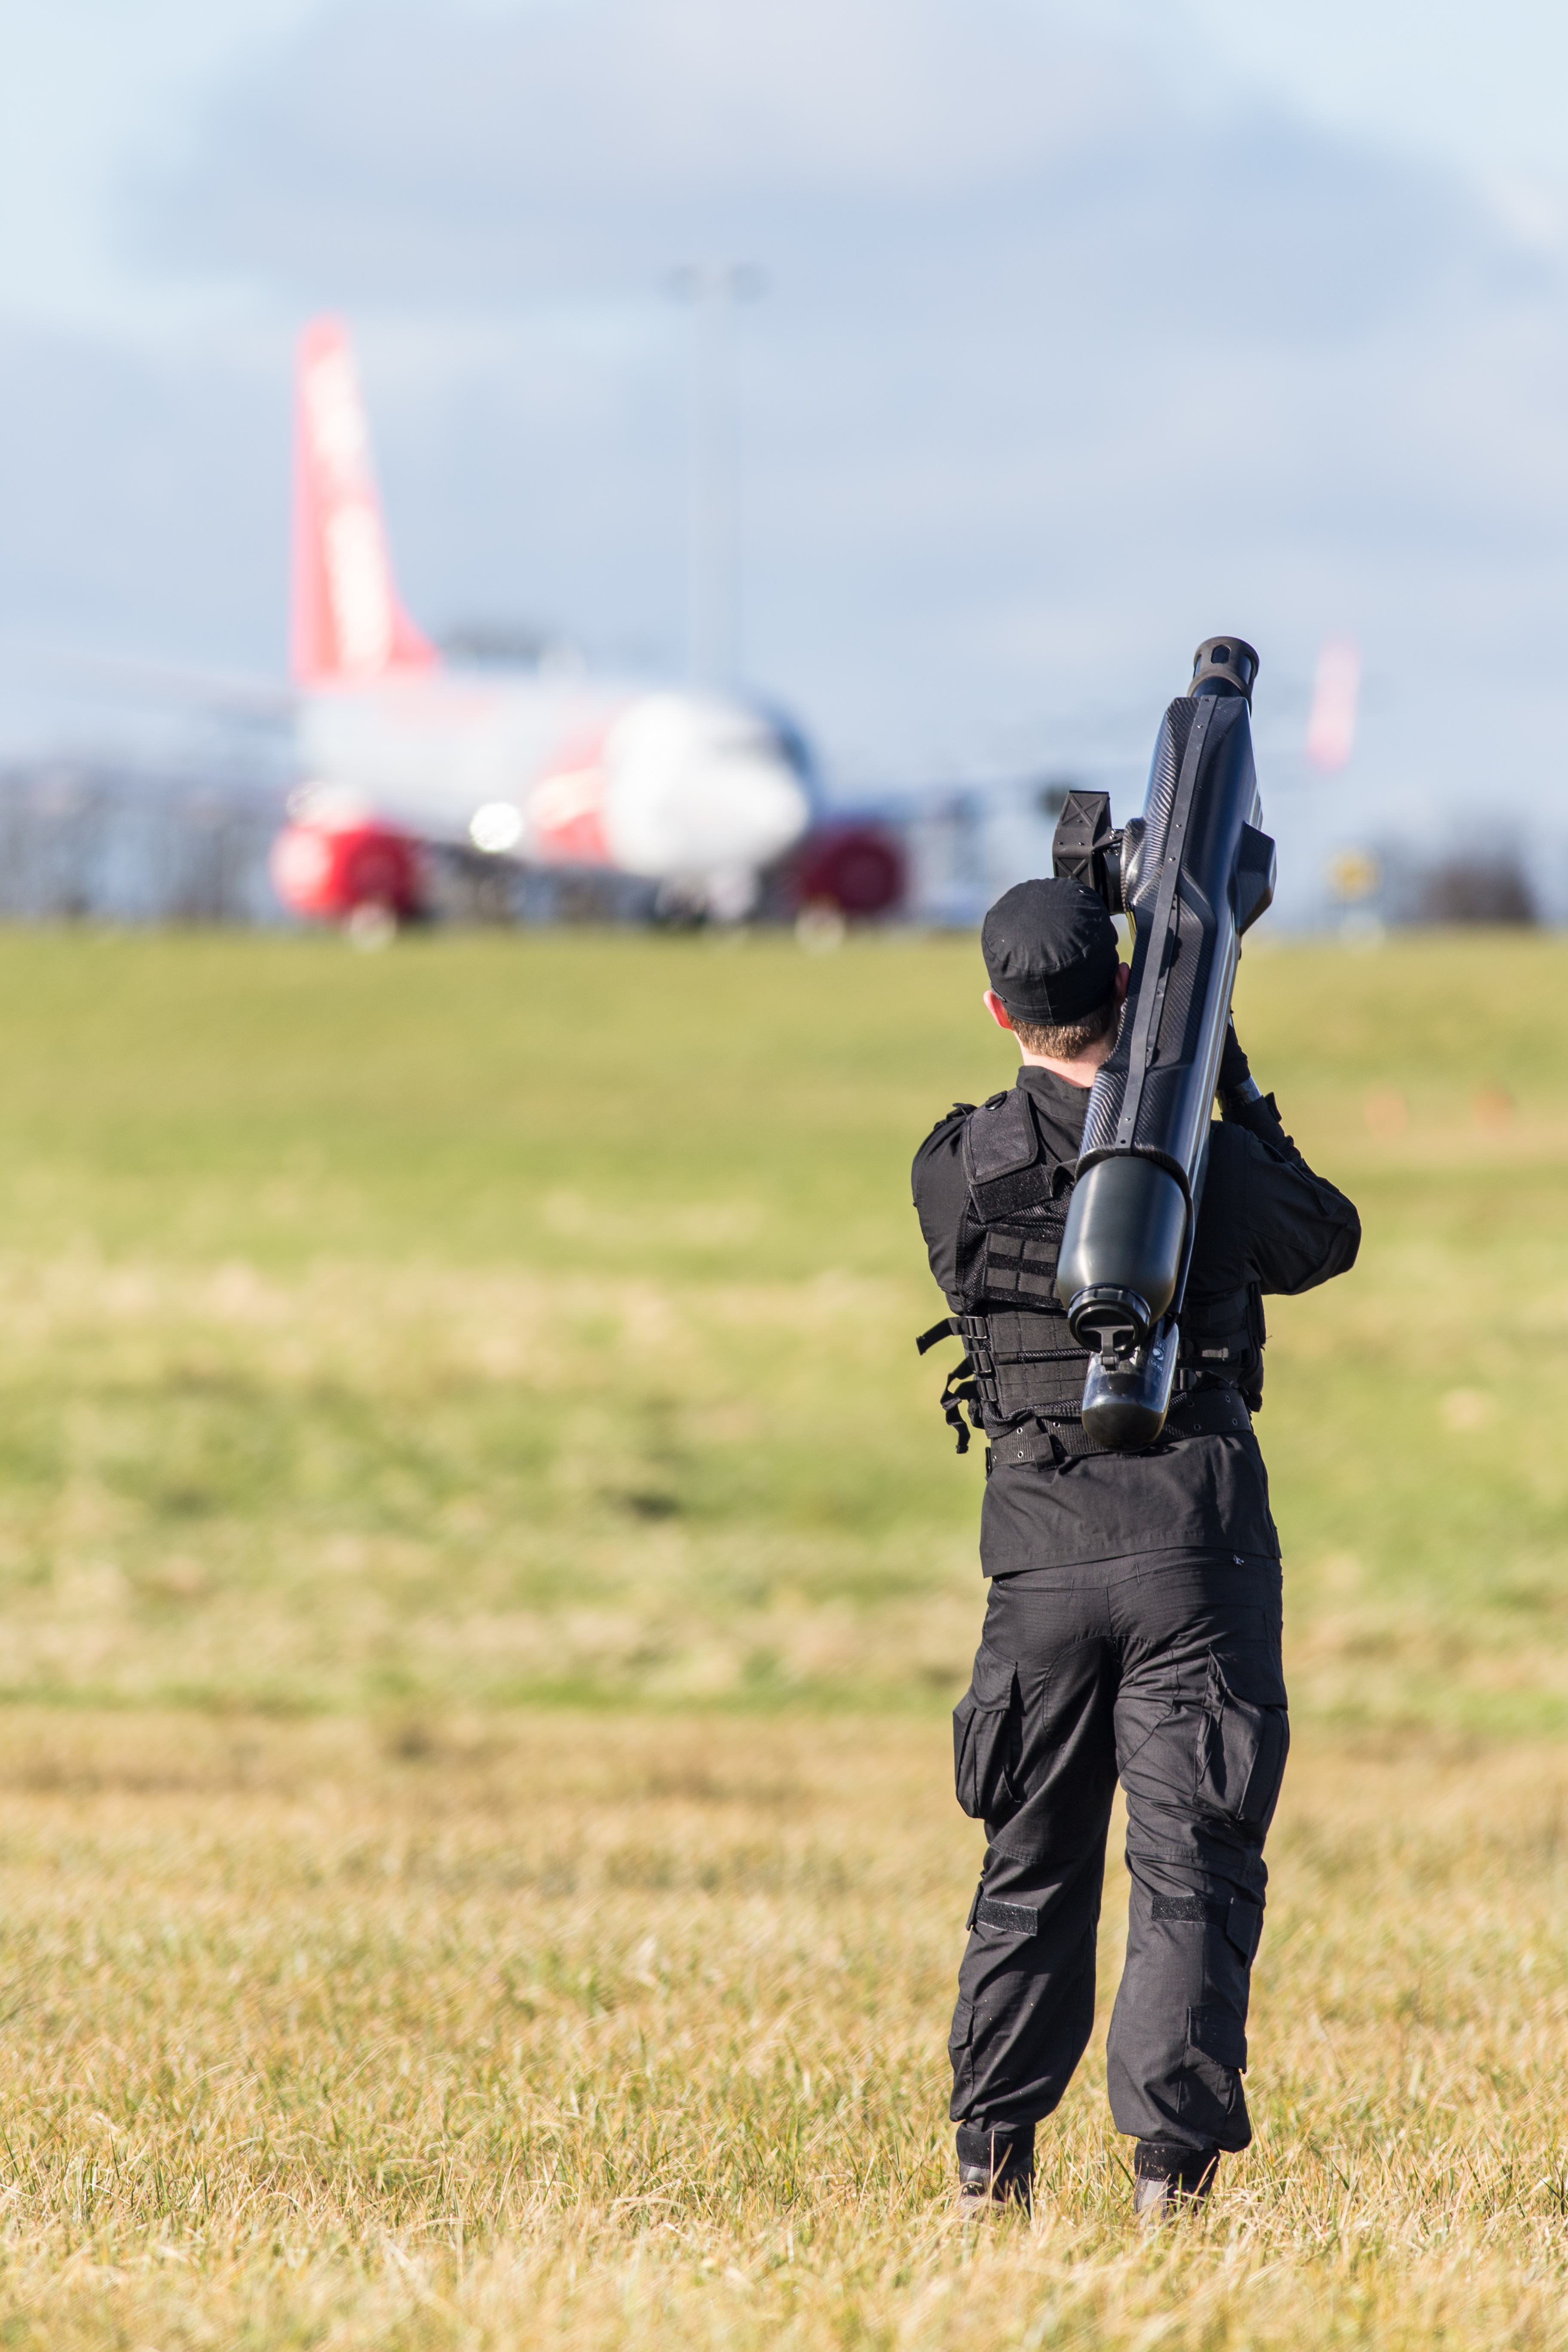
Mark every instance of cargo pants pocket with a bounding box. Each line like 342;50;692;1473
1195;1651;1289;1834
953;1643;1020;1822
1178;2002;1247;2132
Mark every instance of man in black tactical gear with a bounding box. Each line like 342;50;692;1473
913;877;1359;2219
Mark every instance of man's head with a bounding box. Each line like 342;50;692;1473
980;876;1127;1075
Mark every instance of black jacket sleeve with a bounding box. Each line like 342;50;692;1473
1192;1091;1360;1298
911;1106;974;1307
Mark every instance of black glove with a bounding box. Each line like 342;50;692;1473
1218;1017;1260;1109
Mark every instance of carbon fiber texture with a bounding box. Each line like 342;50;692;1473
1078;697;1209;1166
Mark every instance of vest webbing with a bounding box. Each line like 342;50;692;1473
918;1088;1263;1456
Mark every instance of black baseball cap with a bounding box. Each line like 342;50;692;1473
981;877;1119;1024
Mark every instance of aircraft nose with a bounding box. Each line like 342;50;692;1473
600;693;812;879
682;747;812;861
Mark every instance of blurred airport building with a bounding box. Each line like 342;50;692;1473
0;762;283;926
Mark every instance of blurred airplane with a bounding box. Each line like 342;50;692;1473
272;318;901;928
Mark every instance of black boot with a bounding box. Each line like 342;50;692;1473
1132;2138;1219;2220
956;2122;1035;2211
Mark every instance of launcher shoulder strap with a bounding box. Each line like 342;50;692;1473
914;1312;989;1455
962;1087;1066;1221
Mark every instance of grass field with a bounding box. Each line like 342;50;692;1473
0;922;1564;2344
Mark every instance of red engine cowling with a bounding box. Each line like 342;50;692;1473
789;821;906;918
270;812;424;924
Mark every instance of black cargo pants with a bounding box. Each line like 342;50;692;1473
949;1549;1288;2151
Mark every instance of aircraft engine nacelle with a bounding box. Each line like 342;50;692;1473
270;792;425;925
789;822;906;918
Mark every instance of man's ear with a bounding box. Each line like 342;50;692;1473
983;989;1016;1033
1115;962;1131;1004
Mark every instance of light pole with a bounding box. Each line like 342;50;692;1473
668;262;766;689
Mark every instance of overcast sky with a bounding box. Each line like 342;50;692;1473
2;0;1568;903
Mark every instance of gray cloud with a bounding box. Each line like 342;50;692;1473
154;0;1155;281
151;0;1480;334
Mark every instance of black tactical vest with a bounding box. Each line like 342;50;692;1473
918;1089;1264;1458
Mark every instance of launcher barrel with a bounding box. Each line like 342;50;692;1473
1052;636;1277;1449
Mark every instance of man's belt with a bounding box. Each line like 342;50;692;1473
985;1386;1253;1474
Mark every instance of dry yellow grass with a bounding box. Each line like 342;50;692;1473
0;1707;1558;2347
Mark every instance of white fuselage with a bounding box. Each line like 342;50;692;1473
297;671;813;900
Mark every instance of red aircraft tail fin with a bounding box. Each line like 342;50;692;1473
291;317;437;686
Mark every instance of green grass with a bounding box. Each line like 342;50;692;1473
0;923;1562;1725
